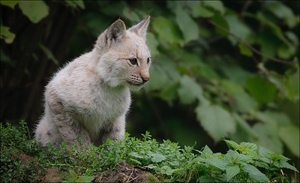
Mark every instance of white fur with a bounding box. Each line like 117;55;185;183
35;17;151;147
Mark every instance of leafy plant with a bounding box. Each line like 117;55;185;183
0;122;298;182
63;170;94;183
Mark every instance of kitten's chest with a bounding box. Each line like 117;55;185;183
86;87;131;121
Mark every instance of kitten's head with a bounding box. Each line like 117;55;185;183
96;16;151;91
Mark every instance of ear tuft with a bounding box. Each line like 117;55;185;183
129;16;150;40
107;19;126;41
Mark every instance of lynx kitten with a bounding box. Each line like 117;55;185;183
35;17;151;147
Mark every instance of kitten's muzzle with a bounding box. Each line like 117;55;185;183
140;71;150;83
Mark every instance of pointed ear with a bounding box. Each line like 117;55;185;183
106;19;126;42
129;16;150;40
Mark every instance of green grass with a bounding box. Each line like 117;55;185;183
0;121;298;182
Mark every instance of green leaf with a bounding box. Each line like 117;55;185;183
224;150;252;164
252;123;283;154
221;80;258;112
226;165;240;181
69;169;78;180
144;64;169;91
159;82;179;104
274;160;298;172
152;17;183;45
211;15;229;36
257;31;281;58
224;140;240;150
203;1;225;15
160;165;174;176
19;1;49;23
176;5;199;43
221;64;253;85
129;152;144;159
233;113;258;139
278;44;296;59
201;145;213;157
255;12;291;46
0;26;16;44
245;76;277;104
225;15;252;45
241;164;269;182
178;75;203;105
199;176;216;182
238;42;253;56
150;153;166;163
76;176;94;182
147;33;159;57
123;8;140;23
265;1;296;28
0;0;19;8
64;0;85;9
239;142;258;157
191;5;214;18
279;125;299;157
201;158;226;170
157;55;181;81
195;104;236;142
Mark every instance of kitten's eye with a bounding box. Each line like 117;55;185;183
147;57;151;64
129;58;138;65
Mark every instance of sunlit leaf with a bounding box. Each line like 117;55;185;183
0;0;19;8
0;26;16;44
19;1;49;23
224;140;239;150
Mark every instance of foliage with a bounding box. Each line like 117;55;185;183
0;122;298;182
1;0;299;172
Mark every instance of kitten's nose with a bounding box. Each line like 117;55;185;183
141;71;150;83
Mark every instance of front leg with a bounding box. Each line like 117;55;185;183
99;115;126;144
47;90;91;147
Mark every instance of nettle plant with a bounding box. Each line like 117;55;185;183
0;123;298;182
